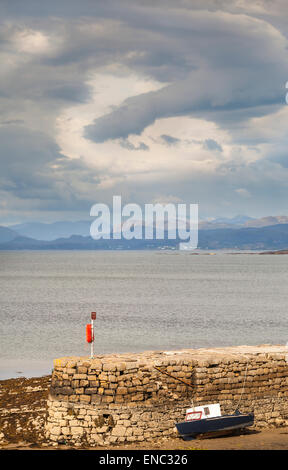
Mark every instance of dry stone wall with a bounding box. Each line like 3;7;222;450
45;345;288;446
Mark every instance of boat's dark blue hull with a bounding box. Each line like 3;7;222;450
175;413;254;440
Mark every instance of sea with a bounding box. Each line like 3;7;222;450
0;250;287;379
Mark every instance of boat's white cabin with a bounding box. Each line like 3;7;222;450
185;403;221;421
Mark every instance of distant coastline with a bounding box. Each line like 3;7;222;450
1;223;288;251
259;250;288;255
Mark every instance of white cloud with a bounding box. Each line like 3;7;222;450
235;188;251;198
12;29;53;55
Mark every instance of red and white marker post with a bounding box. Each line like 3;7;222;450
86;312;96;358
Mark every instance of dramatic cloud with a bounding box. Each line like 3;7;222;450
1;0;288;222
0;126;104;220
84;9;288;142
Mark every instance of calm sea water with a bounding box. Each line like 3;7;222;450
0;251;288;379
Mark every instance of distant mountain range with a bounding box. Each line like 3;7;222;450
198;215;288;230
7;215;288;241
1;220;288;250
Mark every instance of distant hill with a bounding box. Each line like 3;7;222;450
200;215;254;229
199;215;288;230
198;224;288;250
9;215;288;241
10;217;253;239
0;226;18;243
1;223;288;250
244;215;288;228
10;220;91;241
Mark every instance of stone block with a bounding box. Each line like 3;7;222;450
112;426;127;437
70;427;84;436
79;395;91;404
103;363;117;372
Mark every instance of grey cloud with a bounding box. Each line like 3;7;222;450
265;141;288;168
0;119;24;125
203;139;222;152
85;65;286;142
161;134;181;146
0;126;100;210
2;4;287;141
0;1;232;21
119;139;149;151
269;155;288;168
125;154;288;218
43;84;91;103
83;9;288;143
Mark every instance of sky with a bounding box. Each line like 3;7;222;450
1;0;288;224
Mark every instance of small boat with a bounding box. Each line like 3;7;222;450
175;403;254;440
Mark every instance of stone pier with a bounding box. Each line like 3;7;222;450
45;345;288;446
